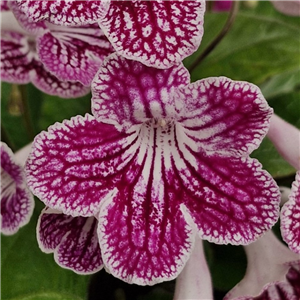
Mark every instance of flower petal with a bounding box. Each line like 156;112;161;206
1;30;90;98
92;53;190;129
98;178;196;285
15;0;110;25
281;171;300;254
177;77;273;157
25;114;137;217
37;24;113;86
99;0;205;68
37;207;103;274
175;149;280;244
1;142;34;235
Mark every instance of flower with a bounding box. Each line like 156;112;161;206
15;0;206;69
37;207;103;274
25;53;280;285
224;230;300;300
173;237;213;300
212;1;233;12
270;1;300;16
1;142;34;235
281;171;300;254
1;3;113;97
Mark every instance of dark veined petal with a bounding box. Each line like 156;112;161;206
177;77;273;157
0;30;90;98
25;114;139;217
281;171;300;254
99;0;205;68
175;143;280;245
37;207;103;274
92;53;190;129
15;0;110;25
37;24;113;86
1;142;34;235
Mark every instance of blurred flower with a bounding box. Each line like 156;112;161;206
26;53;280;285
173;237;213;300
15;0;206;69
281;171;300;254
1;142;34;235
212;1;233;12
224;230;300;300
37;207;103;274
1;3;113;97
271;0;300;16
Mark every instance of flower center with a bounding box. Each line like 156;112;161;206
1;167;16;201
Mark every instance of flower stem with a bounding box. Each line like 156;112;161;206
188;1;240;74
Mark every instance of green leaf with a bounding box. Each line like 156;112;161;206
1;201;90;300
38;93;91;131
185;1;300;86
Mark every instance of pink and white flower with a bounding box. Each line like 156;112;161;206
37;207;103;274
224;230;300;300
1;4;113;97
1;142;34;235
15;0;206;69
25;53;280;285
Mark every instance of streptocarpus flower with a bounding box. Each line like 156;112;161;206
281;171;300;254
1;142;34;235
1;5;113;97
173;237;213;300
15;0;206;69
224;230;300;300
271;0;300;16
37;207;103;274
26;53;280;285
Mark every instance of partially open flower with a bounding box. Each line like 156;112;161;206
26;53;280;285
37;207;103;274
224;230;300;300
1;142;34;235
1;3;113;97
15;0;206;69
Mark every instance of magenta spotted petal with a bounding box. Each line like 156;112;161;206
1;30;90;98
37;207;103;274
37;24;113;86
26;54;280;284
99;1;205;68
281;171;300;254
1;142;34;235
15;0;205;69
15;0;110;25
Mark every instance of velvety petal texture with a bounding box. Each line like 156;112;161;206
15;0;110;25
281;171;300;254
99;0;205;68
15;0;206;69
37;207;103;274
1;142;34;235
26;54;280;284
